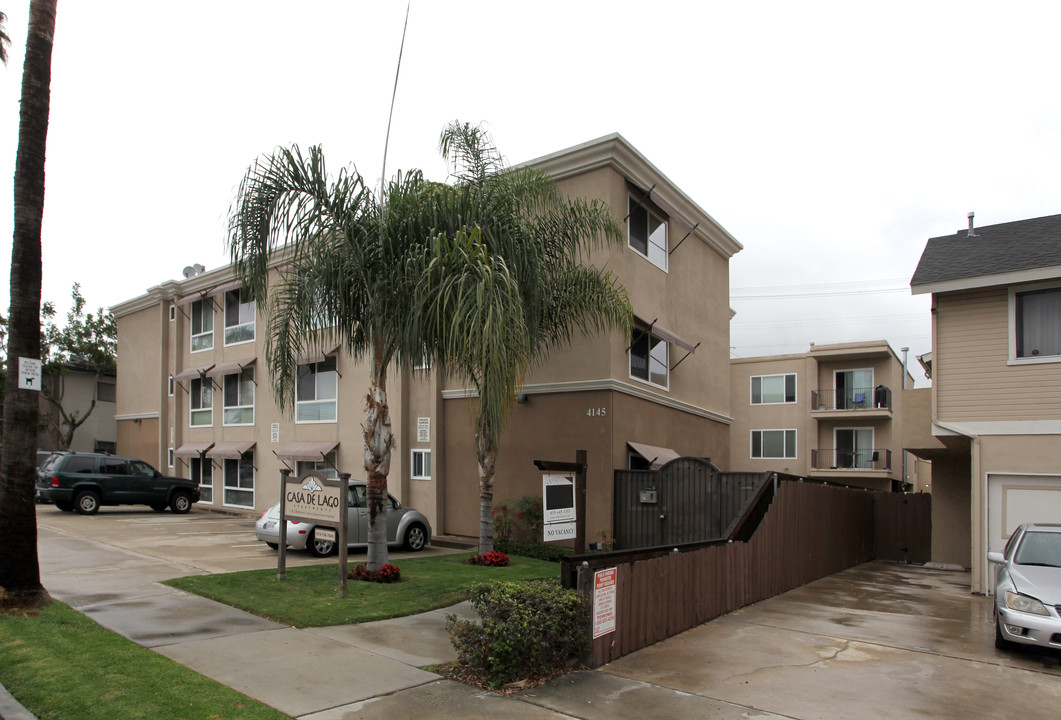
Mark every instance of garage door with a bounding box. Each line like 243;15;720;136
987;473;1061;555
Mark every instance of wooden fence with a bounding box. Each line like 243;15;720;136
563;480;930;667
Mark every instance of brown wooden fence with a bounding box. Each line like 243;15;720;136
562;480;930;667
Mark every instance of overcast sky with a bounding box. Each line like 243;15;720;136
3;1;1061;388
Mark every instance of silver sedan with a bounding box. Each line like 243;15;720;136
255;482;431;557
987;523;1061;651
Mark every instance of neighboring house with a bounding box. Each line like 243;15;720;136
910;212;1061;593
38;361;117;454
729;340;917;491
110;134;743;541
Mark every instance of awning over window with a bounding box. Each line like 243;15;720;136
174;290;209;308
635;315;697;354
206;441;256;459
207;280;242;297
174;364;214;382
174;442;214;458
275;441;339;462
205;357;256;378
294;344;340;366
627;442;680;470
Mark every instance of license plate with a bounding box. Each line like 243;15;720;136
314;527;336;543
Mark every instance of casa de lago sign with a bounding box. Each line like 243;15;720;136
285;472;343;524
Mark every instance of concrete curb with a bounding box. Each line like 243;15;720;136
0;681;36;720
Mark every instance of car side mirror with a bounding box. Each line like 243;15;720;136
987;551;1006;564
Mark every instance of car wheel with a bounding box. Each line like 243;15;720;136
170;492;192;514
150;503;167;512
403;523;427;551
307;528;335;557
55;501;74;512
995;614;1016;650
74;491;100;515
266;542;278;550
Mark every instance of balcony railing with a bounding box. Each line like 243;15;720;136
811;386;892;411
810;448;892;471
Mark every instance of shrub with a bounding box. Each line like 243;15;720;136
492;503;515;543
446;581;589;688
513;495;544;540
468;550;510;567
348;562;401;583
495;539;570;563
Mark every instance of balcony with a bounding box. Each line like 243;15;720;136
811;448;891;471
811;386;893;419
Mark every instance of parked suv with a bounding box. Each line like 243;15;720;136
37;452;201;515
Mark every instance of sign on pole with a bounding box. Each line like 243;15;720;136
592;567;617;639
18;357;41;391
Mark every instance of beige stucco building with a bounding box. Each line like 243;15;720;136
910;213;1061;593
110;134;742;541
729;340;918;492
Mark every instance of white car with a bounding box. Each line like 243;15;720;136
255;481;430;557
987;523;1061;651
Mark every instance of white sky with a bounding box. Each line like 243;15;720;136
4;1;1061;388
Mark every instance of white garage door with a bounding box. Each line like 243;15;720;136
987;474;1061;556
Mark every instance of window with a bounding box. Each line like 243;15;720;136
99;458;128;475
190;299;213;352
412;449;431;480
835;369;873;409
224;289;255;345
296;357;337;422
751;374;796;405
835;428;874;469
751;429;797;459
224;450;254;507
191;457;213;503
190;377;213;427
97;382;116;403
168;375;175;396
630;325;668;388
297;452;337;480
1014;286;1061;360
628;196;668;271
167;448;174;468
223;367;254;425
169;305;175;321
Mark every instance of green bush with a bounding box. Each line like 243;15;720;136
446;581;589;688
495;539;571;563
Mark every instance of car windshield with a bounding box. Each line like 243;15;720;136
1014;530;1061;567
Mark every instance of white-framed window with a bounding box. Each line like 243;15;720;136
835;427;875;469
296;452;338;480
628;196;668;271
167;448;174;468
224;450;254;508
630;325;668;389
223;367;255;426
190;299;214;352
189;376;213;427
224;289;255;346
191;457;213;503
412;449;431;480
1010;283;1061;363
751;374;796;405
168;375;175;397
751;429;797;459
169;304;175;321
296;356;338;423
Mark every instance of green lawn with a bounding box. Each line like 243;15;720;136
0;601;290;720
163;553;561;626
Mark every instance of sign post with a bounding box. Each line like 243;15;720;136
277;469;349;598
534;449;587;554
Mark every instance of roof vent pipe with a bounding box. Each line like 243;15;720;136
967;212;976;237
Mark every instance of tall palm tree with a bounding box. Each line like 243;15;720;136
0;0;58;610
228;145;524;571
0;12;11;66
420;123;632;554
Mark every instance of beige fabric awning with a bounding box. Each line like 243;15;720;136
174;365;214;382
275;441;339;462
294;344;340;366
206;441;256;459
174;442;214;458
205;357;256;378
207;280;242;298
627;442;681;470
174;290;209;308
635;315;697;353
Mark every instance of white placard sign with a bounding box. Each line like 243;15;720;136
593;567;617;638
543;522;576;542
417;417;430;442
543;473;576;524
18;357;41;391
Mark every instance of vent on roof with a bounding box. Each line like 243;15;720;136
967;212;976;237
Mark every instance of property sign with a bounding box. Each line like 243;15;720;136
18;357;41;391
543;522;576;542
593;567;617;639
417;417;430;442
284;471;343;524
543;473;576;524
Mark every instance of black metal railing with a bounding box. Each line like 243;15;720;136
811;386;891;411
811;448;891;471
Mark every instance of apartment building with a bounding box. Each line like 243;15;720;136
110;134;743;540
729;340;916;492
910;213;1061;592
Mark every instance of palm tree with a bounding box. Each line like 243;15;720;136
0;0;58;610
228;145;525;571
419;123;632;554
0;12;11;66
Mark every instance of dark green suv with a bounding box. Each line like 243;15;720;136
37;452;201;515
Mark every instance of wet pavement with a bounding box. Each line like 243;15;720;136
20;505;1061;718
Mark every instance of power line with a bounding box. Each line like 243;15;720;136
731;277;911;300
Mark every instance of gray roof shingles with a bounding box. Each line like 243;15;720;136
911;213;1061;288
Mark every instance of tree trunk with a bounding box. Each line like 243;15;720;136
363;338;392;572
477;433;496;555
0;0;57;610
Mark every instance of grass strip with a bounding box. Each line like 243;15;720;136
0;601;290;720
164;553;560;627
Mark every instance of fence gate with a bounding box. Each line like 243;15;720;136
613;458;771;549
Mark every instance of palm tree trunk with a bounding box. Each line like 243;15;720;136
477;434;496;555
363;338;392;572
0;0;57;610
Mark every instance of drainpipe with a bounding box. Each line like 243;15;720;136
901;347;909;489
